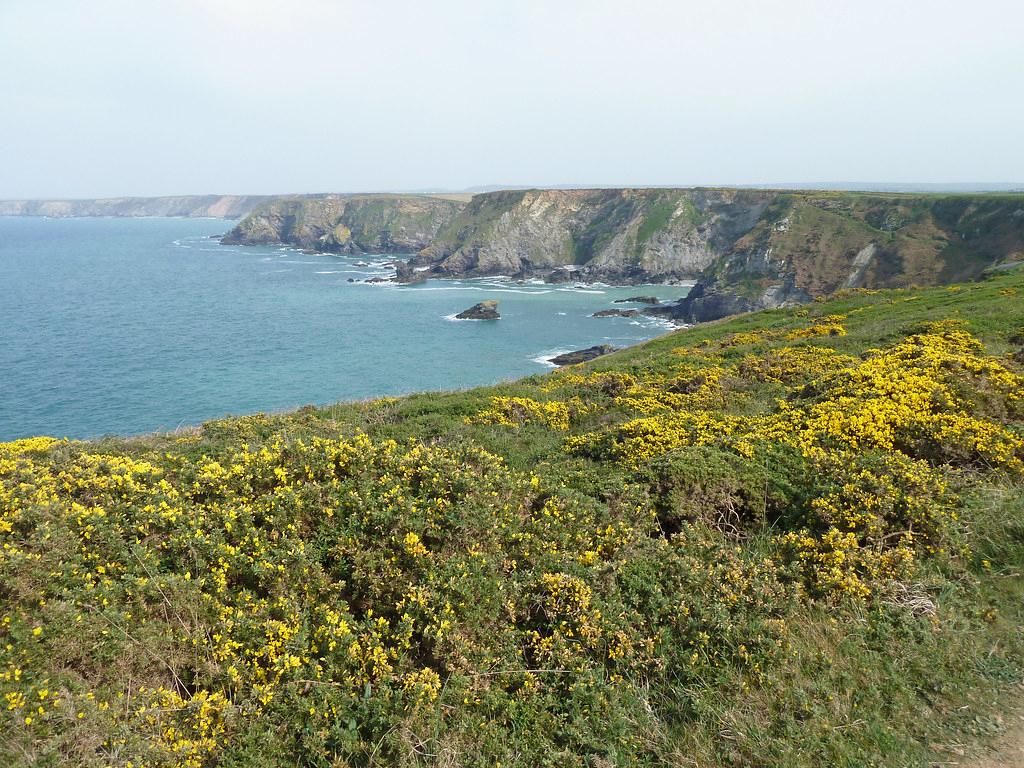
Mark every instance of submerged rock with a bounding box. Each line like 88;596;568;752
549;345;618;366
455;300;500;320
592;308;640;318
613;295;660;305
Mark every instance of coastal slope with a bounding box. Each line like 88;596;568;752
2;268;1022;767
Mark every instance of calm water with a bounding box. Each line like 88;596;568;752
0;217;690;440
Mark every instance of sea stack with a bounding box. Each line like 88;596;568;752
455;300;500;320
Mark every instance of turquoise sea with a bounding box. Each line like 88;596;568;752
0;217;690;440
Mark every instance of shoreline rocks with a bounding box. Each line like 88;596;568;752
613;295;660;305
455;300;500;320
548;345;618;366
592;308;640;318
394;260;427;284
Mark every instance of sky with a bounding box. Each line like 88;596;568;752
1;0;1022;198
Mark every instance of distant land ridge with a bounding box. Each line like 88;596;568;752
0;194;275;219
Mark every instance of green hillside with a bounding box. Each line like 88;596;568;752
3;270;1024;767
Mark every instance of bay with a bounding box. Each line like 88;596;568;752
0;216;689;439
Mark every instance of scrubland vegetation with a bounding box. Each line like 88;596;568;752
3;270;1024;767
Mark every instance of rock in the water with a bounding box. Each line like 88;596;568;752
549;345;618;366
592;308;640;318
394;260;427;284
455;300;500;320
613;295;660;305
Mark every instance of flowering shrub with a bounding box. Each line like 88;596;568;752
468;396;585;430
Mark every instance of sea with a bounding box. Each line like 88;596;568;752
0;216;691;440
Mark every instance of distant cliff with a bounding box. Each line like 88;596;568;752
221;194;468;253
224;188;1024;320
0;195;272;219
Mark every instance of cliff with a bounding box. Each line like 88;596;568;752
221;194;468;253
662;192;1024;322
225;188;1024;320
0;194;272;219
414;187;772;281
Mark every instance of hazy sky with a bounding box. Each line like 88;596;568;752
2;0;1022;198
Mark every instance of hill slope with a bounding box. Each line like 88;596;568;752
2;271;1023;767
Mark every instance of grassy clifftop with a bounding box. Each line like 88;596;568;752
2;271;1024;766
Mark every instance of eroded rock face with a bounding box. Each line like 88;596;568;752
455;300;500;320
419;188;774;282
222;195;466;254
548;345;618;366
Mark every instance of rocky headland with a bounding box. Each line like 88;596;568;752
223;188;1024;322
221;194;467;254
548;344;618;366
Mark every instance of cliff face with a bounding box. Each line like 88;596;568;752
665;192;1024;322
415;188;773;281
221;194;467;253
223;188;1024;321
0;195;271;219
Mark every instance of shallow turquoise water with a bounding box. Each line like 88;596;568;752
0;217;690;439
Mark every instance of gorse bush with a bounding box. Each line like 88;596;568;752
2;272;1024;767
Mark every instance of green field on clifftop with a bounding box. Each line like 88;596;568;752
3;270;1024;767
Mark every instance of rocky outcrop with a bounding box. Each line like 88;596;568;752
455;300;500;320
0;195;271;219
614;296;660;305
549;345;618;366
222;194;466;254
592;309;640;318
394;261;427;284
